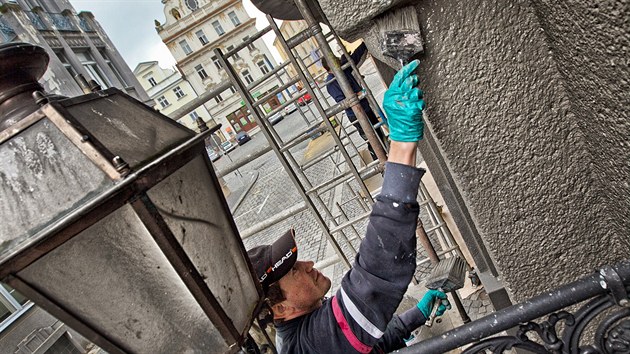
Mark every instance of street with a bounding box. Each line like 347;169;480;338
208;57;389;268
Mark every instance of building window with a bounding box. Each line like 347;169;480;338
185;0;199;11
189;111;200;121
173;86;185;98
212;56;222;69
0;283;31;328
212;20;225;36
157;96;170;108
215;94;223;104
74;51;110;88
228;11;241;27
243;36;256;51
148;77;157;87
257;60;270;75
180;40;192;55
195;64;208;80
242;70;254;85
100;50;128;86
263;55;273;69
55;52;77;77
229;86;236;94
227;45;240;59
196;29;209;46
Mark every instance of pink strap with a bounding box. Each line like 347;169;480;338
331;296;373;353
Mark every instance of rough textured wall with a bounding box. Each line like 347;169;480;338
414;0;629;300
319;0;411;40
323;0;630;301
529;0;630;254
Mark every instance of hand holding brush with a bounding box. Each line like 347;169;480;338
423;256;469;327
417;289;451;327
382;60;425;143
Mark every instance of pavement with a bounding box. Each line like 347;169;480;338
217;57;496;351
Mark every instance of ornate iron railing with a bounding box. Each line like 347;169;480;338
25;11;47;30
397;260;630;354
48;13;77;32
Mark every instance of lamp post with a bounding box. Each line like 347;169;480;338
0;43;262;354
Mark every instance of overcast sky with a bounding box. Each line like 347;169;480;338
68;0;280;71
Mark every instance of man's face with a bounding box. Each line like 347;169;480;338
278;260;331;311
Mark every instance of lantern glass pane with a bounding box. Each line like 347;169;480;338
63;92;192;169
18;203;228;353
0;118;112;263
147;155;259;330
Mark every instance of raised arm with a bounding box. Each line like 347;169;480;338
303;61;428;353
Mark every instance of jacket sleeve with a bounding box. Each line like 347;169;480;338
326;79;346;104
349;42;368;65
331;162;424;352
373;307;427;352
283;162;424;354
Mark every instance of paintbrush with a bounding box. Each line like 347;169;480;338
376;6;424;68
423;255;468;326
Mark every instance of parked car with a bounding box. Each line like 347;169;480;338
284;102;298;115
236;131;251;145
220;141;236;153
206;148;221;162
298;92;312;106
268;111;284;125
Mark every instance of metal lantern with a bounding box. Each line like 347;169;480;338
0;43;262;353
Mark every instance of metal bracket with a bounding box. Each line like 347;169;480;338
600;265;629;307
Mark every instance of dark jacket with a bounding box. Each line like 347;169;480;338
325;42;374;120
275;162;426;353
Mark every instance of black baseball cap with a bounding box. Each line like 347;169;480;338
247;229;298;293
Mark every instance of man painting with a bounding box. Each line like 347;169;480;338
248;60;449;353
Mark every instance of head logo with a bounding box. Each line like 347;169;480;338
271;248;295;272
257;246;297;284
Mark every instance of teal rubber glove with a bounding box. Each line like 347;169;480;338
417;289;450;319
382;60;426;142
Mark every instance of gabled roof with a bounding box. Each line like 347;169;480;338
133;61;160;74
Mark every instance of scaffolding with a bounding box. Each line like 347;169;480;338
170;3;467;281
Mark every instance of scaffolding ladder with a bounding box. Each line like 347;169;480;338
171;4;468;279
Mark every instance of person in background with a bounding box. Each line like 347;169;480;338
248;60;449;353
321;42;387;160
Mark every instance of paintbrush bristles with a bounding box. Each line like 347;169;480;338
376;6;419;32
424;256;468;292
376;6;423;65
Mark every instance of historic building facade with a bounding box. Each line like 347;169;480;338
0;0;149;103
272;20;326;84
155;0;283;139
134;61;220;137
